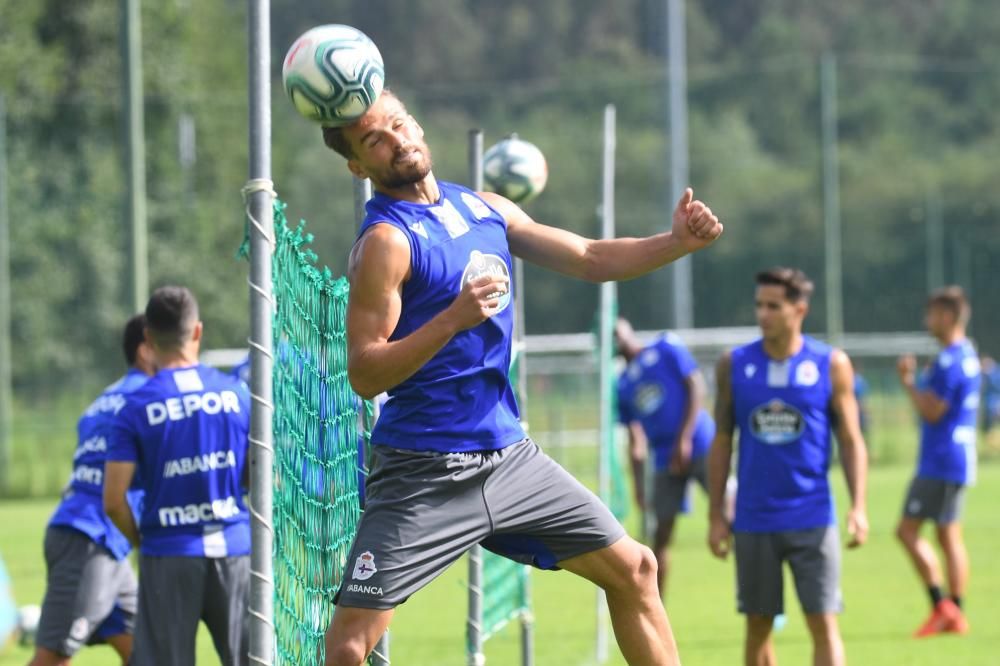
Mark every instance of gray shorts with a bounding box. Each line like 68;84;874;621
652;455;708;522
336;438;626;609
902;476;966;524
131;555;250;666
734;526;842;616
36;527;137;656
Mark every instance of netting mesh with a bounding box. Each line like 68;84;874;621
266;200;368;666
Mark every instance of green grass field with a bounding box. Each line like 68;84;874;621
1;463;998;665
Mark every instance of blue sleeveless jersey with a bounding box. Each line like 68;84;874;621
617;333;714;470
917;340;980;485
358;182;525;453
107;364;251;557
730;337;836;532
48;369;148;560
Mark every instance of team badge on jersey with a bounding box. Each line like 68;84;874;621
634;383;665;416
795;360;820;387
460;251;511;313
750;399;805;445
353;551;378;581
744;364;757;378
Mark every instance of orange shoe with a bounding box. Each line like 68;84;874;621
914;599;962;638
945;605;970;635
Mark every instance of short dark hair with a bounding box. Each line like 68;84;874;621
122;314;147;366
145;286;199;350
755;267;814;303
321;89;402;160
927;285;970;324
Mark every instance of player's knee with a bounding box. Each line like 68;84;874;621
895;521;915;545
627;543;658;591
324;638;370;666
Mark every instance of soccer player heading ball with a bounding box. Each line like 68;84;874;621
319;90;723;665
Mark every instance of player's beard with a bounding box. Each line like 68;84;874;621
379;144;433;189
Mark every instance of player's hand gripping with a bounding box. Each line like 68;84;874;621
846;506;869;549
671;187;723;253
708;514;732;560
443;274;510;332
669;435;693;475
897;354;917;387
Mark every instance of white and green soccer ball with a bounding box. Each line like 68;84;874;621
17;604;40;646
483;136;548;204
282;24;385;127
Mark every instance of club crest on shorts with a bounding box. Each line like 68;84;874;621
352;551;378;580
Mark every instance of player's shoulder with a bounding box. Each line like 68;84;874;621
802;335;834;358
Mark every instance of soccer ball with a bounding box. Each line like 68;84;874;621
17;604;40;646
483;136;548;204
282;24;385;127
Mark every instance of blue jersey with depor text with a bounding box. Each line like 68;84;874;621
48;369;148;560
108;364;251;557
730;337;835;532
358;182;525;453
617;334;714;470
917;339;979;485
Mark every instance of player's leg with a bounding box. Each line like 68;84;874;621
324;607;395;666
324;445;494;665
558;536;678;665
651;467;688;596
745;615;777;666
896;478;945;591
201;555;250;666
733;531;783;666
129;555;205;666
786;527;844;666
31;528;130;665
481;439;675;664
933;482;969;633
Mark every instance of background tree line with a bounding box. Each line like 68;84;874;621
1;0;997;398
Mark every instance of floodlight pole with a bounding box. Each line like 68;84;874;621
121;0;148;312
246;0;275;664
667;0;693;329
820;51;844;345
596;103;618;665
352;175;391;666
925;186;944;292
0;95;11;495
466;129;487;666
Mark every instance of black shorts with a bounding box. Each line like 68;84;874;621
36;527;137;656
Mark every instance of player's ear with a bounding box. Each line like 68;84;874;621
191;321;204;343
347;158;370;181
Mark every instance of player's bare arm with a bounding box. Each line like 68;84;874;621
897;354;949;423
346;223;510;399
830;349;870;548
626;422;648;511
707;351;734;559
103;461;140;547
483;187;722;282
670;371;703;474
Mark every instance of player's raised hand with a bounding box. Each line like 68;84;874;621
707;515;732;560
444;274;510;331
671;187;723;253
897;354;917;386
846;506;869;549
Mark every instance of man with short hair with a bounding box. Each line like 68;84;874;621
320;90;724;666
707;267;869;666
104;286;251;666
29;315;153;666
895;286;979;637
615;317;715;597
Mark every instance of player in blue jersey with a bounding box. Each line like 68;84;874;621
614;318;715;597
895;286;979;638
318;90;723;666
104;287;251;666
29;314;152;666
707;268;869;666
